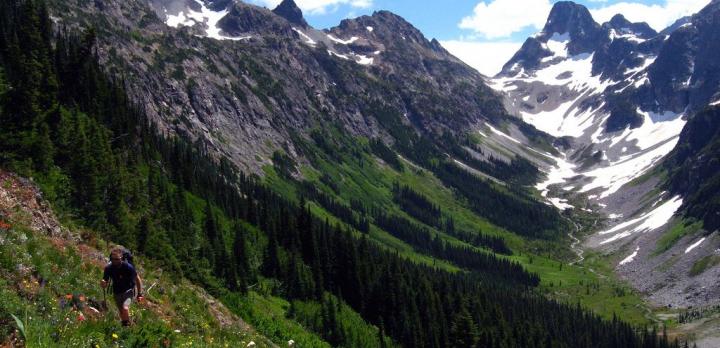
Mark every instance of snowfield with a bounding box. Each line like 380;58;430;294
599;196;683;245
619;246;640;265
165;0;240;41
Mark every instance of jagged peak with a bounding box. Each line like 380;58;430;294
369;10;421;34
542;1;599;36
272;0;308;28
603;14;657;39
335;10;428;44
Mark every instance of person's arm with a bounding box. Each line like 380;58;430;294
100;266;109;288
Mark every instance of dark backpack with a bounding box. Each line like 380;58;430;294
109;249;134;267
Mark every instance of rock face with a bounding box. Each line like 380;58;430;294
602;14;657;40
495;0;720;309
542;1;608;55
50;0;527;177
272;0;308;28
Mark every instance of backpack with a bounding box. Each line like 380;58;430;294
109;248;134;267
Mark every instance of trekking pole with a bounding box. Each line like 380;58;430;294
101;280;112;312
101;285;107;311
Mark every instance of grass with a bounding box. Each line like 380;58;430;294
0;222;274;347
512;250;655;326
689;255;720;277
223;291;330;347
654;219;704;255
261;130;667;329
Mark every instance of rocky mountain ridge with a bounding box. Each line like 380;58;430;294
53;0;536;177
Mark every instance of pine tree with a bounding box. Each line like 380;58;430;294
449;301;479;348
231;222;250;293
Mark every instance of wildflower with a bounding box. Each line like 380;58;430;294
112;333;119;340
247;341;256;347
288;339;295;346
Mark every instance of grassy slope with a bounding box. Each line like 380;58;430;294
261;134;660;327
0;170;333;347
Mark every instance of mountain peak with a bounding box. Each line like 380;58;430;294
543;1;597;35
540;1;606;55
272;0;308;28
603;13;657;39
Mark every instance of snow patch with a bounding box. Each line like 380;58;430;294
327;50;350;60
624;56;656;77
366;26;374;32
535;152;578;205
580;136;680;198
293;28;317;46
619;246;640;265
627;109;686;150
634;76;649;88
356;54;374;65
600;196;683;245
520;96;596;138
485;124;521;145
548;197;574;210
545;32;570;58
610;29;645;43
710;99;720;106
685;237;706;254
327;34;359;45
165;1;239;41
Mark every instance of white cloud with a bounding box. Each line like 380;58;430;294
250;0;372;15
440;40;523;76
458;0;709;39
459;0;553;39
589;0;709;31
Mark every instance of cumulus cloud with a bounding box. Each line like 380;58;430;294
459;0;553;39
589;0;710;31
458;0;709;39
440;40;523;76
250;0;372;15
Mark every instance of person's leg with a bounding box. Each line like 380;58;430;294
115;291;134;326
119;304;130;325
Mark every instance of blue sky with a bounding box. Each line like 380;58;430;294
247;0;710;75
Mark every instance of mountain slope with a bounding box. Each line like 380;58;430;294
56;0;530;174
494;0;720;324
0;168;280;347
0;0;695;347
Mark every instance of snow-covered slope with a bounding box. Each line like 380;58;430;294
493;0;720;310
492;4;687;208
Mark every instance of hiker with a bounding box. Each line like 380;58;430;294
100;248;143;326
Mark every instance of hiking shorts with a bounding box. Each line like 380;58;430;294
113;289;135;309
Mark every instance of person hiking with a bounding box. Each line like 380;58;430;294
100;248;143;326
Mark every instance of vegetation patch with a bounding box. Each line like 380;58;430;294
689;255;720;277
654;219;703;256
